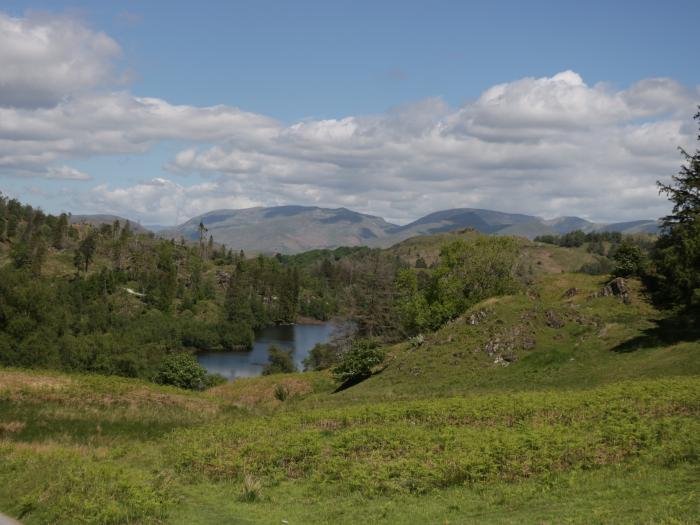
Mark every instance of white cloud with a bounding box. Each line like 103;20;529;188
83;178;261;224
0;11;698;225
0;12;122;108
160;72;698;223
45;165;90;180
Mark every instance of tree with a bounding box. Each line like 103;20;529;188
198;221;208;258
52;213;68;249
219;268;255;350
154;352;208;390
332;338;384;384
76;232;97;272
262;345;297;375
651;107;700;309
612;241;645;277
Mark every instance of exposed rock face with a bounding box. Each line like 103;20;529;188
215;270;231;288
481;324;535;364
467;309;489;325
562;287;579;298
545;310;565;328
590;277;631;304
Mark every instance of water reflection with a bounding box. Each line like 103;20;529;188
196;323;335;380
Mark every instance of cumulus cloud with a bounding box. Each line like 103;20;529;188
0;92;277;177
0;12;698;224
84;178;260;224
161;72;698;223
0;12;123;108
45;165;91;180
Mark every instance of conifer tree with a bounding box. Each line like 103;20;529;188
652;107;700;309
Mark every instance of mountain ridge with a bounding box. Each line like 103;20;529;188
153;205;658;254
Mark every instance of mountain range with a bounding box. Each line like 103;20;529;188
151;206;659;254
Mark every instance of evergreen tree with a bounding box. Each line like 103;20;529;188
206;235;213;258
651;107;700;309
52;213;69;249
198;221;208;258
76;232;97;272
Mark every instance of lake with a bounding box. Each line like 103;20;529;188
196;322;336;380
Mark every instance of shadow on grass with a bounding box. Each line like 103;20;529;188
332;367;387;393
612;312;700;353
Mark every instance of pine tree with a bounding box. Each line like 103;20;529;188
52;213;68;249
76;232;97;272
652;107;700;309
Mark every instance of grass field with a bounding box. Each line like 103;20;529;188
1;269;698;524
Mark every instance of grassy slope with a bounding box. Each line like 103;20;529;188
0;242;699;524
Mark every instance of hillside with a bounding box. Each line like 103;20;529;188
157;205;659;254
1;251;698;524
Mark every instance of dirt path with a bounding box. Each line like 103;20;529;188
0;513;21;525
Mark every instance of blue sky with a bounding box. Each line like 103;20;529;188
1;0;699;224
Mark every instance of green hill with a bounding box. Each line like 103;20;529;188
1;261;698;524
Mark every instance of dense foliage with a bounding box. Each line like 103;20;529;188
332;338;385;384
154;352;210;390
650;107;700;311
396;237;520;334
262;345;298;375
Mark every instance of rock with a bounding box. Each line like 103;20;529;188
215;270;231;287
493;356;510;367
467;309;488;325
562;287;579;298
589;277;631;303
608;277;630;302
545;310;564;328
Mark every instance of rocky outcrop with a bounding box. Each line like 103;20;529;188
545;310;565;328
590;277;631;304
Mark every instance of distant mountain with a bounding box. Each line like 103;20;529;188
142;224;173;233
379;208;541;245
159;206;397;254
157;205;659;254
69;214;151;235
596;220;660;234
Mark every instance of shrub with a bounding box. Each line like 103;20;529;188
154;352;208;390
332;338;385;384
203;373;227;389
240;474;262;502
262;345;297;375
303;342;338;371
218;321;254;351
612;242;646;277
273;383;289;401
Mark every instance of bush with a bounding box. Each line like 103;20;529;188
273;383;289;401
612;242;646;277
262;345;297;375
332;339;385;384
154;352;208;390
181;318;220;351
303;342;338;371
203;373;227;389
240;474;262;502
218;321;254;351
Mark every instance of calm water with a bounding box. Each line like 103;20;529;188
197;323;336;380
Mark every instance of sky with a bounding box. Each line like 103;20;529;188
0;0;698;226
